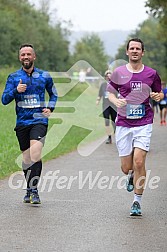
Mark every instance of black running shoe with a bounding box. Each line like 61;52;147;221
106;137;112;144
30;189;41;204
23;189;31;203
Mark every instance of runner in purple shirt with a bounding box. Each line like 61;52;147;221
159;82;167;125
107;38;164;216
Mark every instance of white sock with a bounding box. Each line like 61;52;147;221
133;193;142;205
128;170;134;176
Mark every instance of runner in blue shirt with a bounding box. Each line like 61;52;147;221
1;44;58;204
159;82;167;125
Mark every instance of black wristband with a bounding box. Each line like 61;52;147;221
47;107;54;112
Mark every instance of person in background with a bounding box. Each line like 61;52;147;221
1;43;58;204
79;69;86;83
107;38;164;216
96;70;117;144
151;99;159;115
159;82;167;125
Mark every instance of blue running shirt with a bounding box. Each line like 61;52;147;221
2;67;58;126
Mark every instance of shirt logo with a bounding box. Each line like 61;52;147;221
121;76;129;79
130;81;142;92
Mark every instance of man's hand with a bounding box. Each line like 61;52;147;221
114;98;127;108
108;93;127;108
150;92;162;102
42;108;51;117
17;79;27;93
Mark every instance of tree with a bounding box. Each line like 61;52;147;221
38;0;50;15
145;0;167;19
115;17;166;80
145;0;167;78
0;0;71;71
71;33;109;75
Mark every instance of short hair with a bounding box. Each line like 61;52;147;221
104;70;112;77
19;43;34;50
126;38;145;51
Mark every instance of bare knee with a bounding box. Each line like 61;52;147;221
134;160;143;171
121;165;132;175
30;140;43;163
121;155;133;175
22;150;31;164
30;153;41;163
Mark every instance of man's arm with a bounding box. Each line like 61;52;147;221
1;76;18;105
46;76;58;112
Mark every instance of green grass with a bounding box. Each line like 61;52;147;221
0;70;108;179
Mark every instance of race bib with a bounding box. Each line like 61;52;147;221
126;104;145;119
21;94;40;108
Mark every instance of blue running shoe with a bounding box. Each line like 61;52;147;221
130;201;142;216
126;171;134;192
30;189;41;204
23;189;31;203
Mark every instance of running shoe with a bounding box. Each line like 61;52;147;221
30;189;41;204
126;171;134;192
106;137;112;144
23;189;31;203
130;201;142;216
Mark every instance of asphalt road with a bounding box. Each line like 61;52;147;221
0;115;167;252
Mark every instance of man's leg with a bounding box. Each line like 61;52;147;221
29;140;43;190
15;126;32;202
120;154;133;175
22;149;32;203
27;124;48;204
25;140;43;204
159;106;163;125
133;148;147;195
120;154;134;192
105;125;112;144
162;107;167;125
164;107;167;123
103;109;112;144
130;148;147;216
22;148;31;184
22;140;43;204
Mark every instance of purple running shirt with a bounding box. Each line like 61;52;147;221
107;65;162;127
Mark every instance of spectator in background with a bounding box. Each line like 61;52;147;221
151;99;159;115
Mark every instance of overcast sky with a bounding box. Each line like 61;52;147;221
30;0;149;32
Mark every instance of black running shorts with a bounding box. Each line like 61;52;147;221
14;124;48;151
103;106;117;126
